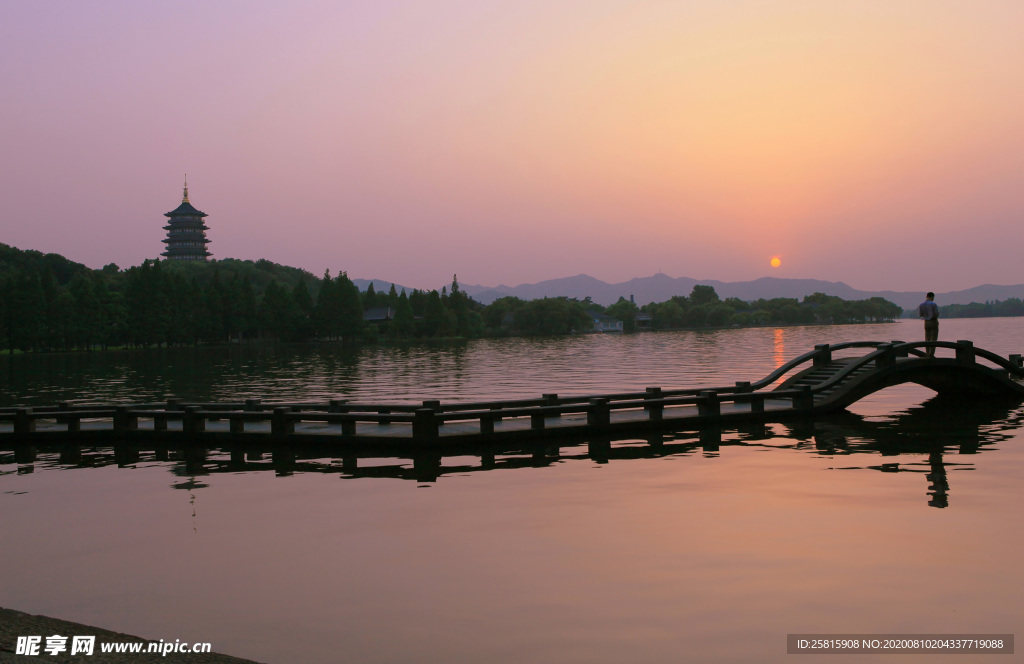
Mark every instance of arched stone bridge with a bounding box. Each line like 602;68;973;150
769;339;1024;412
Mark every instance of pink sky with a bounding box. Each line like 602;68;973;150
1;1;1022;292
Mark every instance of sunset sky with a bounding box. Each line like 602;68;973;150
1;1;1022;292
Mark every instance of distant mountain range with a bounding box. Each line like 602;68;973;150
268;272;1024;312
13;240;1018;311
459;274;1024;310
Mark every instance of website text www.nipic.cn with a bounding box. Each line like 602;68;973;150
16;635;213;657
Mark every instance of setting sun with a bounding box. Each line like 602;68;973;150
770;257;782;268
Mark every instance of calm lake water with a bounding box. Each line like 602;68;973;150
2;318;1023;663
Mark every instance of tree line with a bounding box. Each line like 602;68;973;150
0;244;488;351
574;285;903;332
0;242;906;354
935;298;1024;319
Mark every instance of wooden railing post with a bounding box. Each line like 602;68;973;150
480;413;495;435
245;398;262;411
530;411;546;430
230;415;245;434
271;406;293;436
14;408;35;434
645;387;663;421
543;394;560;419
183;406;206;434
56;402;77;432
341;418;357;437
734;381;751;393
114;406;138;432
956;340;975;365
891;340;908;357
875;343;896;368
413;407;439;440
587;398;610;427
793;385;814;411
57;402;81;432
697;390;720;418
1010;354;1023;370
813;344;831;367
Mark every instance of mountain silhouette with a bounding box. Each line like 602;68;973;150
460;274;1024;309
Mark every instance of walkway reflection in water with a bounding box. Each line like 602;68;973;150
5;395;1019;510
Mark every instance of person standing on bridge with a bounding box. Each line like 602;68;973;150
918;292;939;358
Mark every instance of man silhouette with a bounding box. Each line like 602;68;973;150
918;292;939;358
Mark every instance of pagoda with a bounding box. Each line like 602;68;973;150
162;177;211;261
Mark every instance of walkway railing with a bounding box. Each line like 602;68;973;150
1;340;1022;444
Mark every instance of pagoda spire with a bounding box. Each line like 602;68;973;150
182;174;190;203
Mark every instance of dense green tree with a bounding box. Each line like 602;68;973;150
513;297;592;335
390;291;416;338
605;297;640;332
650;300;685;329
689;284;720;306
5;269;44;352
259;281;295;340
684;304;708;328
238;275;259;341
41;269;62;350
421;290;456;337
292;278;315;341
315;270;340;339
408;289;428;317
335;272;366;339
93;275;125;349
706;303;735;327
68;273;98;350
446;274;483;337
124;260;173;347
482;296;524;332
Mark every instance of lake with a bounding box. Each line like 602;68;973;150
2;318;1022;663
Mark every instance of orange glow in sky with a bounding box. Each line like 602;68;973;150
1;1;1022;291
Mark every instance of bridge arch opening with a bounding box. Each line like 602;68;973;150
844;383;937;418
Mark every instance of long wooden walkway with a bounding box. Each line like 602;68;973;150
2;340;1023;450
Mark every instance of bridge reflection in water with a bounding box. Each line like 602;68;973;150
4;394;1020;510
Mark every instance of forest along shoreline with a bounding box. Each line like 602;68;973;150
0;243;905;354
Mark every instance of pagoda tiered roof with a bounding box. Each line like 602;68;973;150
164;200;208;217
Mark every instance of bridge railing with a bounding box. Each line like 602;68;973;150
780;340;1024;402
894;341;1024;376
3;341;1021;442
